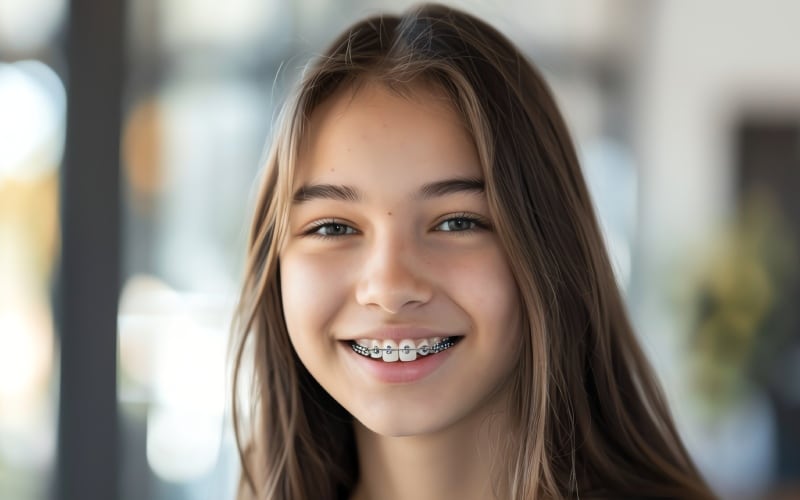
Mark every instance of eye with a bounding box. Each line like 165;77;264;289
433;214;488;232
306;220;358;237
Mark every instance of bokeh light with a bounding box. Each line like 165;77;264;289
0;60;64;500
157;0;289;52
118;275;232;485
0;0;66;53
0;60;66;181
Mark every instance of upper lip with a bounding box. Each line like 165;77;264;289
340;326;458;342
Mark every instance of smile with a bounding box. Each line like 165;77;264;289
349;337;461;362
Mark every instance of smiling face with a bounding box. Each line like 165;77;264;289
279;80;523;436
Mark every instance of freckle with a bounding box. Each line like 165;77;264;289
387;211;393;216
330;168;335;172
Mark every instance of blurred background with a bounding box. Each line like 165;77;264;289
0;0;798;499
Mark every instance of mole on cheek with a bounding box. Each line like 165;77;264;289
387;211;393;216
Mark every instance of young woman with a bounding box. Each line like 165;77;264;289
229;4;716;499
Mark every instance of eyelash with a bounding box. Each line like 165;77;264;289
304;218;358;238
433;213;491;233
303;213;490;239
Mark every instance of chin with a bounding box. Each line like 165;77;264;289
357;418;446;438
352;402;461;438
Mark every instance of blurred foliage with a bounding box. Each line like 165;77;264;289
685;189;799;415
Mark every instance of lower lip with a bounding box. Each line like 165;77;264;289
341;340;460;384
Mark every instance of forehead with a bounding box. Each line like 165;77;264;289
294;80;481;187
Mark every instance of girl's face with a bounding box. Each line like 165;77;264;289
280;81;523;436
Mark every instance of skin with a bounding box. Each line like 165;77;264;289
279;80;523;500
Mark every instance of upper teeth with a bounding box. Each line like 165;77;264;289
351;337;456;362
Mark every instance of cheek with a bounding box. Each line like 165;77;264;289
489;266;520;322
280;254;347;340
445;248;522;334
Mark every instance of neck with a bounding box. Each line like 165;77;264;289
349;396;510;500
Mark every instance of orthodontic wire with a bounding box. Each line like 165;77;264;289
350;337;457;357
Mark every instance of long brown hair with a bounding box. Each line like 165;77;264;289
230;4;716;499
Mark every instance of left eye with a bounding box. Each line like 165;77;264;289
434;217;480;232
310;222;357;237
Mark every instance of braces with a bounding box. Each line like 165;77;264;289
350;337;458;358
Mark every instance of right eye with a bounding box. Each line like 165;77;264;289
306;220;358;238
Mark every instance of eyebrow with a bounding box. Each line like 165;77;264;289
292;176;485;204
293;184;360;203
416;177;485;199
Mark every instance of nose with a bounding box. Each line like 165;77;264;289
355;234;433;314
